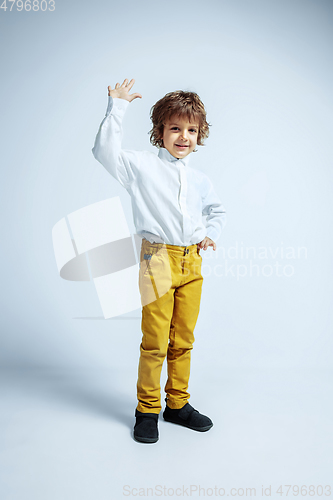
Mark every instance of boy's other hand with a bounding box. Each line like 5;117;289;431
108;78;142;102
197;237;216;252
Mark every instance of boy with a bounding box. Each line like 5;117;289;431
92;78;226;444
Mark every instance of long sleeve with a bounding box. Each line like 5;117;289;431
201;175;227;243
92;96;138;189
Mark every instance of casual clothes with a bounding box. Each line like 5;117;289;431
92;96;226;412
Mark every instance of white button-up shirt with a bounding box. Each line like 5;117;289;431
92;97;226;246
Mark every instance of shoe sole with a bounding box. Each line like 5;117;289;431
133;434;159;444
163;416;213;432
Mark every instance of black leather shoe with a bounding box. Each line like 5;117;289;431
133;410;159;443
163;402;213;432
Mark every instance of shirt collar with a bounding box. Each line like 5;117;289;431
158;147;191;167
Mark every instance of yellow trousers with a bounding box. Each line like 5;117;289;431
136;238;203;414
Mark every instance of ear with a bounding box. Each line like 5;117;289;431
157;125;164;146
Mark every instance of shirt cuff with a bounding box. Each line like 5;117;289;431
205;227;220;243
105;96;130;117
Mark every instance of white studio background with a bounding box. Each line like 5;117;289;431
0;0;332;499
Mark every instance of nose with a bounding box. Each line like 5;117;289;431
180;129;188;141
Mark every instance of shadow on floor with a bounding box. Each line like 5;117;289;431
0;363;136;430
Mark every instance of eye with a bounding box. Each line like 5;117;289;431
171;127;179;131
190;129;197;133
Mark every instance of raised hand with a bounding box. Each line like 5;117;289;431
108;78;142;102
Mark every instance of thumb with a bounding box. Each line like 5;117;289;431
129;93;142;102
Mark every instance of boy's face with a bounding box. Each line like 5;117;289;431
162;115;199;159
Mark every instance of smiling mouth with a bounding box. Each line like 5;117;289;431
175;144;188;148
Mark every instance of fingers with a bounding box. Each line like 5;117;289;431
206;239;216;251
198;240;205;250
110;78;138;94
126;78;135;91
108;83;120;95
118;78;136;90
200;237;216;251
197;238;217;253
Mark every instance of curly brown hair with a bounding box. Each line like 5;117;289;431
149;90;210;149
